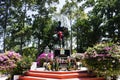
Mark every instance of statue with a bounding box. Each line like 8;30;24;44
56;21;64;39
54;21;69;48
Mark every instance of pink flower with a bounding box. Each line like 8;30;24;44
48;52;54;59
36;52;54;66
37;52;54;61
0;51;21;73
104;47;112;51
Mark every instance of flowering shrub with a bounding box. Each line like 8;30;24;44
83;42;120;78
37;52;54;67
0;51;21;74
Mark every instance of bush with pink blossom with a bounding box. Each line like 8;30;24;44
83;42;120;79
0;51;21;74
37;52;54;67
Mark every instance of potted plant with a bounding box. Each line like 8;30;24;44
37;52;54;67
83;42;120;80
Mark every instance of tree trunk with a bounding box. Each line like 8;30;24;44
3;0;9;52
20;37;23;55
38;38;40;53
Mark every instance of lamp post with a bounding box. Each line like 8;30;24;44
70;15;72;55
67;10;72;55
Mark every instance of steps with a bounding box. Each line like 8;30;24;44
19;70;106;80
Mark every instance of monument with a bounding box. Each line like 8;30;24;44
54;21;64;48
54;21;70;57
53;21;71;70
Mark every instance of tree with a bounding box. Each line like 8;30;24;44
32;0;59;53
73;18;92;52
0;0;11;52
61;0;83;53
82;0;120;42
1;0;59;55
5;0;35;55
72;0;120;53
61;0;90;53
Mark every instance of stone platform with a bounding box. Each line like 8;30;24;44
18;68;106;80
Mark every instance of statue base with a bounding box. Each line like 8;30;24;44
54;49;70;57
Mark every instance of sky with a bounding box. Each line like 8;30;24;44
57;0;66;13
57;0;92;13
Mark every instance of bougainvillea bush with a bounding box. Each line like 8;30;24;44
37;52;54;67
0;51;21;74
83;42;120;78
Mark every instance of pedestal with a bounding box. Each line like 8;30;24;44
54;49;70;57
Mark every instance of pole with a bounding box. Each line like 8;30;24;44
77;26;78;52
70;16;72;55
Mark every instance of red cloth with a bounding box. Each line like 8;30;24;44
58;31;63;40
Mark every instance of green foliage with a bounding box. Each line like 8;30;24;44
19;56;33;70
73;19;92;52
61;0;83;19
72;0;120;53
1;0;59;54
84;56;120;77
32;16;55;52
12;55;33;75
2;0;120;56
61;0;86;53
22;47;38;61
83;0;120;42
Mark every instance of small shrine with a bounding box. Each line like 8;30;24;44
40;46;81;71
39;21;82;71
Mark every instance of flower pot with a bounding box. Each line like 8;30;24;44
30;62;37;70
36;67;45;71
13;75;20;80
